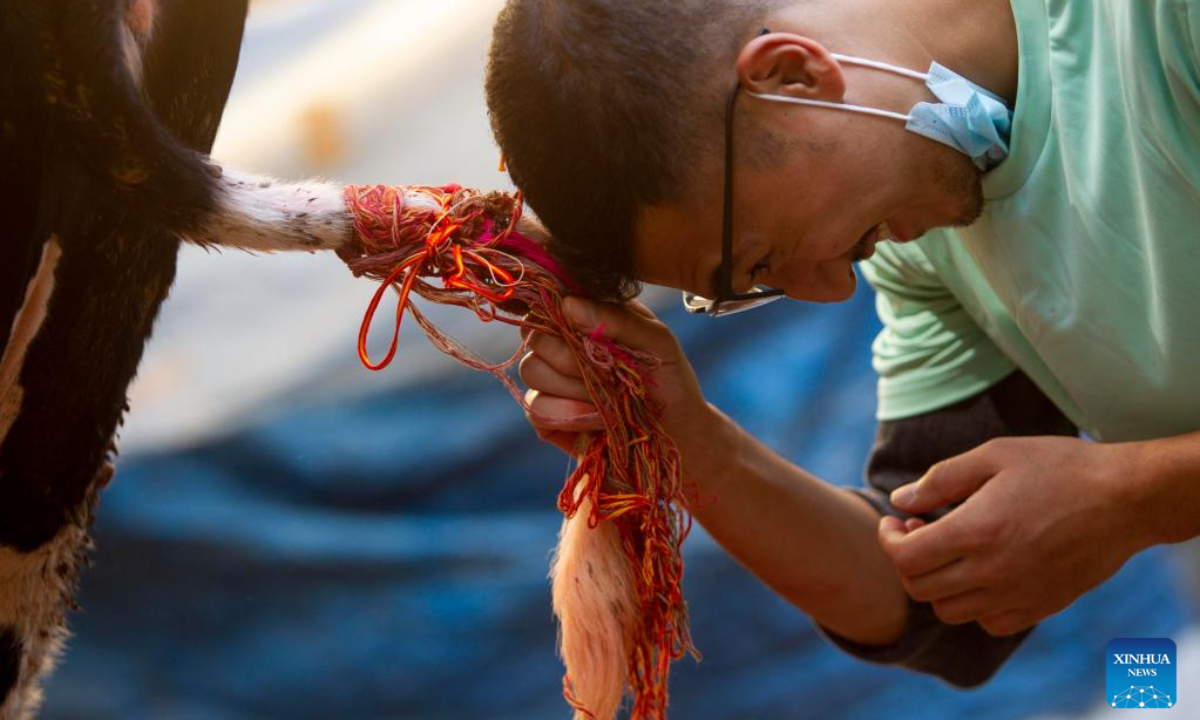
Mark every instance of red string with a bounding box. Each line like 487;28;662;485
340;184;698;720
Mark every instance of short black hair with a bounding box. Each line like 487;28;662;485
486;0;779;300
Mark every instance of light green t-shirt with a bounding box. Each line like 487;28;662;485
861;0;1200;442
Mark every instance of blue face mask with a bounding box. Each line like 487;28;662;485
747;54;1013;171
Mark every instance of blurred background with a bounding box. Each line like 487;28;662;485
42;0;1199;718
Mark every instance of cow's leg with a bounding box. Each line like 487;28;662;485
0;467;103;720
0;1;251;716
0;238;101;720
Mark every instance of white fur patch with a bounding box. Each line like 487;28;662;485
119;23;144;86
195;168;354;252
0;239;62;449
0;520;91;720
121;0;156;88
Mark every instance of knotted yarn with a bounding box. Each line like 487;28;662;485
338;184;698;720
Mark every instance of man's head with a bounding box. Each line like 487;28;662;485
486;0;984;304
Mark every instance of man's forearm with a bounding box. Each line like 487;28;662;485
1131;431;1200;547
681;405;908;645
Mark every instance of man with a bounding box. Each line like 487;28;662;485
485;0;1200;687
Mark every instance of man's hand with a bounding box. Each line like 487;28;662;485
878;436;1150;637
521;297;917;644
520;297;721;463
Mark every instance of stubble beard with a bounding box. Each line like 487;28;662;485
851;153;986;261
939;151;987;230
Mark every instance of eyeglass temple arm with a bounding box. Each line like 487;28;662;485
720;80;739;300
720;29;772;301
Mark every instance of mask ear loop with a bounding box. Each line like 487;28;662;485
743;52;931;122
829;53;931;81
744;92;913;122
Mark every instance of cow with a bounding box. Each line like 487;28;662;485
0;1;382;715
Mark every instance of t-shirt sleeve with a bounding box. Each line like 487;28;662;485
859;241;1016;421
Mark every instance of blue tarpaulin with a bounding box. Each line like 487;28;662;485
43;287;1193;719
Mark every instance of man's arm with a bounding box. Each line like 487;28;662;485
522;298;914;646
1132;432;1200;546
521;299;1094;687
683;403;913;646
880;403;1200;645
817;370;1077;687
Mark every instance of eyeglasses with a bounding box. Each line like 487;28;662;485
683;73;786;317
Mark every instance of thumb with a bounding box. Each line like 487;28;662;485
890;447;1001;514
563;297;677;357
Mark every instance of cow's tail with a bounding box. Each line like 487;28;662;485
32;0;356;253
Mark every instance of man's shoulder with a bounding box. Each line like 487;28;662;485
1049;0;1200;107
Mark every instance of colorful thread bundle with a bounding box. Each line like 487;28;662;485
339;184;698;720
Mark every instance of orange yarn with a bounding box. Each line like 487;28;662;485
340;184;698;719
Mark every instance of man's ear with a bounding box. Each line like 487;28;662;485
736;32;845;102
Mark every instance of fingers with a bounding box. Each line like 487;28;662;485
532;425;583;455
525;330;583;379
523;388;602;455
881;518;1026;631
562;297;677;357
520;297;685;456
978;610;1035;637
525;407;587;455
519;351;590;402
520;320;590;403
519;306;603;454
523;389;602;431
625;299;658;320
928;589;995;626
889;443;1005;514
901;558;980;603
878;515;964;577
878;515;906;539
930;592;1029;636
